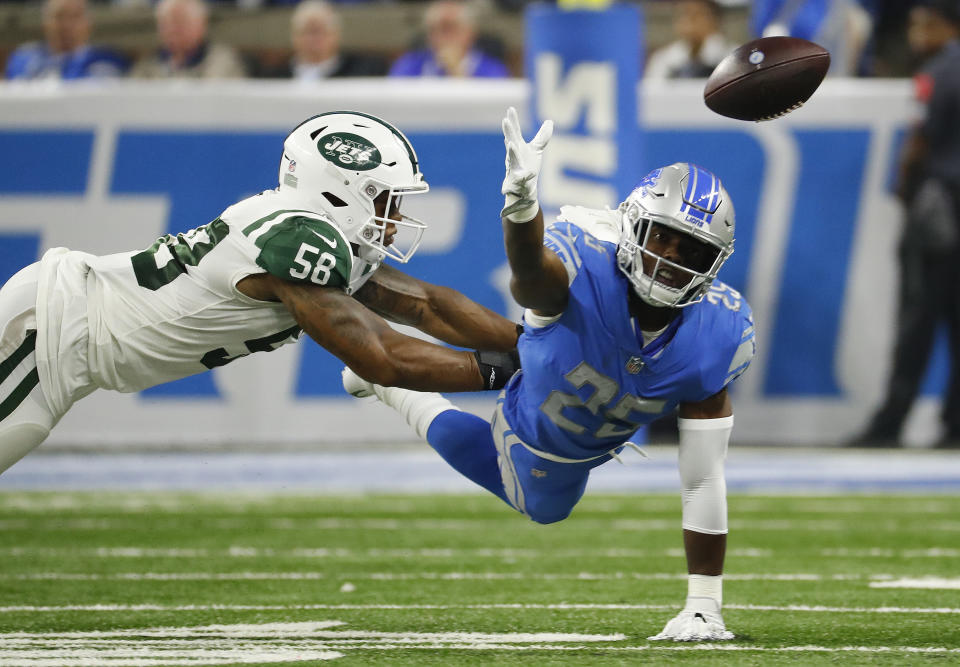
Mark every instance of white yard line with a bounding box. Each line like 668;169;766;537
4;603;960;614
2;621;624;642
1;623;957;659
14;544;960;559
2;494;955;515
822;548;960;558
0;651;344;666
0;546;772;559
0;571;869;582
2;640;960;664
5;517;959;532
870;577;960;590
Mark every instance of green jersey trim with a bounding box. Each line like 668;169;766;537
242;208;317;237
131;218;230;291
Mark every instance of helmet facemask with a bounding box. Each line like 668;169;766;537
354;178;428;265
618;206;729;307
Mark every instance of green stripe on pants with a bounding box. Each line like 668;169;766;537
0;330;37;386
0;368;40;423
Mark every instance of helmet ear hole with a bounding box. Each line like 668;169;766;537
322;192;349;208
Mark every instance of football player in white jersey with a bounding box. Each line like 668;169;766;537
0;111;521;471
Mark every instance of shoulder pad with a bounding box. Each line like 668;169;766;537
556;205;621;244
244;211;353;290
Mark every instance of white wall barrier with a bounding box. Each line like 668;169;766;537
0;78;936;446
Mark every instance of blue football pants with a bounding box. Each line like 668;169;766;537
425;408;607;524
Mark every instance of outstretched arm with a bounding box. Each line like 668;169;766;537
500;106;570;317
650;389;734;642
677;388;732;576
259;274;486;392
353;264;519;352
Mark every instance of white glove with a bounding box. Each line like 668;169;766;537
342;367;375;398
500;106;553;223
647;596;734;642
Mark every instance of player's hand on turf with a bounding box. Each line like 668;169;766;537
342;367;375;398
500;106;553;224
648;597;734;642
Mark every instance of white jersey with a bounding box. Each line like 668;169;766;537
35;190;373;416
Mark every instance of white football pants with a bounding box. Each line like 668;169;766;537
0;262;55;474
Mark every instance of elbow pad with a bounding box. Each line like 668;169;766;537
678;416;733;535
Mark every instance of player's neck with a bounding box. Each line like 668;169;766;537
628;291;679;332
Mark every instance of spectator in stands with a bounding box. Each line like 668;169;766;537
645;0;733;80
851;0;960;448
5;0;127;81
254;0;386;79
389;0;509;78
752;0;874;76
131;0;247;79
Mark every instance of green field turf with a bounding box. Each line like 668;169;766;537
1;491;959;665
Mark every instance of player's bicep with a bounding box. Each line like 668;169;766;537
679;388;731;419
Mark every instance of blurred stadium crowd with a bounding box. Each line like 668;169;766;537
0;0;942;83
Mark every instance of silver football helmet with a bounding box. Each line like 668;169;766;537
278;111;429;291
616;163;735;308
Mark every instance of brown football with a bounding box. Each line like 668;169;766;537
703;36;830;122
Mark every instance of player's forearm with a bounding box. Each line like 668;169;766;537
419;285;519;351
372;338;485;392
354;267;518;351
503;211;568;314
677;408;732;574
503;207;546;278
275;278;485;391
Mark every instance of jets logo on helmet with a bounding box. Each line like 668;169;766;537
318;133;381;170
278;111;429;294
616;163;735;308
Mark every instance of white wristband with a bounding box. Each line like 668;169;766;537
688;574;723;607
501;199;539;224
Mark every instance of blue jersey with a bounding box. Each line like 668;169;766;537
500;220;755;461
5;43;128;81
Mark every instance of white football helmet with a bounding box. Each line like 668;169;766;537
616;163;735;308
278;111;429;292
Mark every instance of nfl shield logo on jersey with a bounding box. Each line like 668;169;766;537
625;356;644;374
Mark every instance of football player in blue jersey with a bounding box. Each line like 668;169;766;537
343;106;755;641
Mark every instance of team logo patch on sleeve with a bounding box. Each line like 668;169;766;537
317;133;382;171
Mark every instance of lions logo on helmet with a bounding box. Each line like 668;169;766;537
616;163;735;308
278;111;430;293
